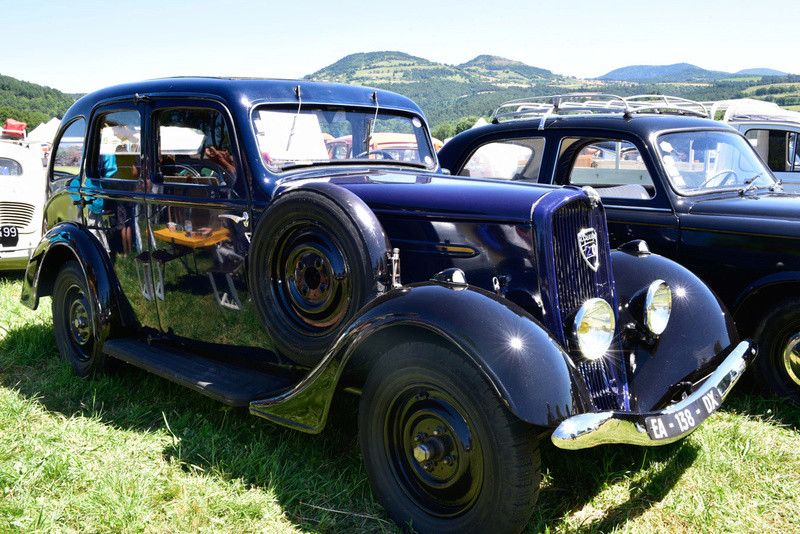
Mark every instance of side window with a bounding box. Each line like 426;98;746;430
51;118;86;180
156;108;236;186
91;111;141;180
745;129;799;172
565;138;654;200
459;138;545;181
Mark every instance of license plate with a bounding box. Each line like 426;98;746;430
0;226;18;247
645;387;722;440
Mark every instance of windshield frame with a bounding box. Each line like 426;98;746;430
249;103;437;174
654;128;778;197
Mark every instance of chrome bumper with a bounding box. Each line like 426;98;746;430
551;341;754;450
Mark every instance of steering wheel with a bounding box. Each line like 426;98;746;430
354;149;396;160
698;170;737;189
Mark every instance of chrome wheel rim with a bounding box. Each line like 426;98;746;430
782;332;800;387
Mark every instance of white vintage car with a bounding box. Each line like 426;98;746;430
0;139;46;270
705;99;800;192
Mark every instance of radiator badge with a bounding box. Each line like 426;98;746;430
577;228;599;272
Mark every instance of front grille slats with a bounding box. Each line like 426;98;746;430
548;199;630;411
0;202;35;228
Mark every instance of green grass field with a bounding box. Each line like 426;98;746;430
1;273;798;533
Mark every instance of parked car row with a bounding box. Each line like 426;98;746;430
16;81;796;533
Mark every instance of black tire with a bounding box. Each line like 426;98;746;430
753;299;800;401
249;191;380;364
358;342;541;534
52;261;107;377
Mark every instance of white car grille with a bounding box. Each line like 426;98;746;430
0;202;36;229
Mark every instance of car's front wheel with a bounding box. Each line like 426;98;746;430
358;342;541;534
52;261;107;377
754;299;800;402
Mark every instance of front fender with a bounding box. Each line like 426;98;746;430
611;248;738;411
251;282;591;433
21;222;120;343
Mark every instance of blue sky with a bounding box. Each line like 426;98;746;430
5;0;799;93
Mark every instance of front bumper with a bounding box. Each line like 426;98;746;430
551;340;754;449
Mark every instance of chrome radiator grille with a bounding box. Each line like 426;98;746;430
0;202;35;229
549;198;629;411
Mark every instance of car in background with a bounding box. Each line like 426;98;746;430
701;99;800;192
0;138;46;270
439;93;800;403
325;131;444;163
22;81;752;534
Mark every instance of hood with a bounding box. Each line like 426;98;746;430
687;190;800;221
291;170;570;224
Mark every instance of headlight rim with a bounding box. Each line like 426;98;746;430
572;297;616;361
644;279;672;336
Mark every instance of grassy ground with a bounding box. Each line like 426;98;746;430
0;273;798;533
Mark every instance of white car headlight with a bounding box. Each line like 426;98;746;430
573;298;615;360
644;280;672;336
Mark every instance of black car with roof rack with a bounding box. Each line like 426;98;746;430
439;92;800;403
23;80;752;534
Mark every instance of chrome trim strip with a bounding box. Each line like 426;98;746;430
551;340;754;449
605;205;674;213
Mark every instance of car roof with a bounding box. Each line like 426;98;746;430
439;113;737;163
62;77;425;123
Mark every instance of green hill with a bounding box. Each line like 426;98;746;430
0;74;77;131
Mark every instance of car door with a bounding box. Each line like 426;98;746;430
144;99;264;349
81;101;159;329
548;133;680;258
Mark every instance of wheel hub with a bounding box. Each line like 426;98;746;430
386;386;483;518
782;333;800;387
271;222;352;333
68;298;91;346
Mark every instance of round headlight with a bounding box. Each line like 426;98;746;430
573;298;615;360
645;280;672;336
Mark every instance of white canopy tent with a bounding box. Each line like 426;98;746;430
26;117;60;144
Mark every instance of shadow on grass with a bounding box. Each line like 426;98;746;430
526;438;698;533
1;321;699;533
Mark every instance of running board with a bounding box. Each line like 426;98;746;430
103;338;293;407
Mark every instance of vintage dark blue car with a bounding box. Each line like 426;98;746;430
23;81;752;534
439;94;800;404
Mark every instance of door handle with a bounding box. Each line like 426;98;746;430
219;212;249;227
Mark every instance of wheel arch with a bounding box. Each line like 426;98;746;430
732;273;800;337
21;222;123;342
250;282;591;433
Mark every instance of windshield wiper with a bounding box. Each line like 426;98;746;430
739;173;763;195
770;178;784;192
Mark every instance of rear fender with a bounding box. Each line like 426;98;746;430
250;282;591;433
21;222;121;343
611;248;738;411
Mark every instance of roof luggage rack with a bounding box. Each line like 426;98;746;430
623;95;709;117
702;98;800;124
491;93;709;129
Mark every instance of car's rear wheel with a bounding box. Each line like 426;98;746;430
753;299;800;402
52;261;107;376
359;342;540;534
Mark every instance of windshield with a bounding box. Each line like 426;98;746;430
251;106;435;171
656;130;776;194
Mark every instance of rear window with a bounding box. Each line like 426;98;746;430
0;157;22;176
51;119;86;180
